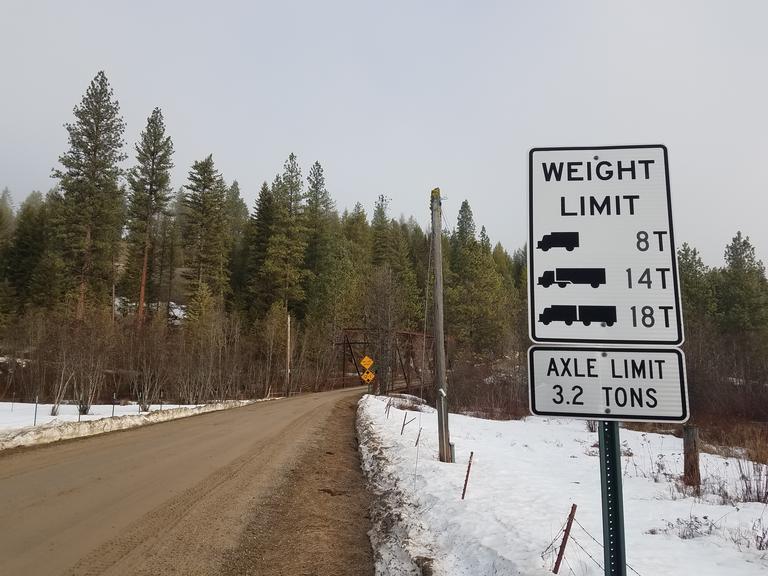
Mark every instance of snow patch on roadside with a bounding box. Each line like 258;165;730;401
0;400;261;451
358;393;768;576
358;395;435;575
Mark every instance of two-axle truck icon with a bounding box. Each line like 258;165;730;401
537;232;579;251
537;268;606;288
539;305;617;327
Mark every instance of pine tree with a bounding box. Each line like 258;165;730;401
399;219;431;309
492;242;515;287
446;200;507;355
454;200;476;247
371;195;397;267
715;232;768;332
224;180;250;307
342;202;371;265
242;182;276;319
0;187;16;320
53;71;126;319
263;154;307;313
155;190;184;316
306;227;358;332
281;153;304;218
0;187;15;253
479;225;491;253
677;242;719;417
186;280;215;325
388;219;421;328
6;192;44;308
182;155;229;301
302;161;336;317
678;243;715;322
125;108;174;323
366;198;420;337
449;199;475;272
23;189;70;310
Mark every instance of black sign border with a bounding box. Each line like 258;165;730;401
528;345;688;423
528;144;684;345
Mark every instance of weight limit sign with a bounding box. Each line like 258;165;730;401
528;145;683;345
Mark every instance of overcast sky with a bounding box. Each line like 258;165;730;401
1;1;765;266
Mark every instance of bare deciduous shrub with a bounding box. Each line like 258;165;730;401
446;357;529;420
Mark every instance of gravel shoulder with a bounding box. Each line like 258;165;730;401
221;394;375;576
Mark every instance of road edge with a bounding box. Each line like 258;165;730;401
0;399;276;452
357;395;434;576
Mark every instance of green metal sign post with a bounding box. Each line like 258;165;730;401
599;421;626;576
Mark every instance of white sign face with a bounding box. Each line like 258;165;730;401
529;145;683;345
529;347;688;423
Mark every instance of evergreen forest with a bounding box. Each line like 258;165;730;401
1;71;766;430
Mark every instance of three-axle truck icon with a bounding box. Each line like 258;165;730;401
539;305;617;326
538;268;606;289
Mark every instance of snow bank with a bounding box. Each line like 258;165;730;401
0;400;258;451
357;394;768;576
358;397;432;575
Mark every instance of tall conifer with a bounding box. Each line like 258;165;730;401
53;71;126;319
125;108;174;323
263;154;307;313
182;155;229;301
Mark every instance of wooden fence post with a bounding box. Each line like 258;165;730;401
553;504;577;574
683;425;701;493
461;451;474;500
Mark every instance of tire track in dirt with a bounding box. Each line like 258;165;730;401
220;396;375;576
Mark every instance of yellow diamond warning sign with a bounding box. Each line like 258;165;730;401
361;369;375;383
360;356;374;370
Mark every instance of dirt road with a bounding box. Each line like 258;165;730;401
0;388;374;575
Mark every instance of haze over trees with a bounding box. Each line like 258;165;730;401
0;71;766;429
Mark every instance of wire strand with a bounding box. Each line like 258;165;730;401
569;535;604;571
540;521;567;557
563;553;576;575
573;518;643;576
574;518;603;548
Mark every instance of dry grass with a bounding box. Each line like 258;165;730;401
623;419;768;466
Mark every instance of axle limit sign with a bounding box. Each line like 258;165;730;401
529;346;688;423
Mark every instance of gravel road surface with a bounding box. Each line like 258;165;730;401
0;387;374;575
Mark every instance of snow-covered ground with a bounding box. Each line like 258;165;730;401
0;399;258;451
0;401;201;431
358;394;768;576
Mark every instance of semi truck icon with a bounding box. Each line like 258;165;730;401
539;305;617;326
538;268;606;288
537;232;579;251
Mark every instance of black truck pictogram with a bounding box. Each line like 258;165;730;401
537;232;579;251
537;268;606;288
539;305;617;326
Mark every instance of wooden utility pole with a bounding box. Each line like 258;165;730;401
285;313;291;396
431;188;451;462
